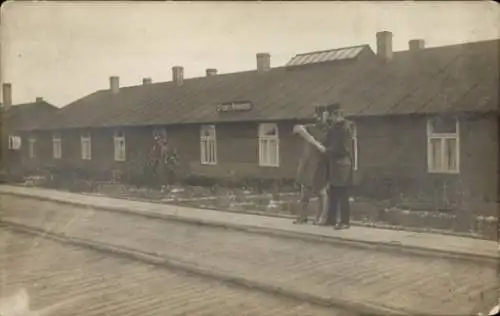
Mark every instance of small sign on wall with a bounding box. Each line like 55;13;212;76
216;101;253;113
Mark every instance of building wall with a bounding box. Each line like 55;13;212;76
2;104;58;175
19;121;302;182
460;114;498;203
19;114;498;209
20;127;156;181
355;114;498;209
0;111;6;172
2;124;23;174
181;121;300;181
21;130;55;173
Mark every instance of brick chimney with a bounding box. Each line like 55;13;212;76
36;97;43;103
206;68;217;77
142;78;152;85
110;76;119;94
256;53;270;73
376;31;393;62
409;39;425;51
172;66;184;86
2;83;12;109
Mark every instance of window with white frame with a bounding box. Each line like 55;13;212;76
81;132;92;160
28;137;37;159
52;133;62;159
113;130;126;161
350;122;359;171
8;136;21;150
200;125;217;165
427;117;459;173
258;123;280;167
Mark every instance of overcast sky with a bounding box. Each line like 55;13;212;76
1;1;499;107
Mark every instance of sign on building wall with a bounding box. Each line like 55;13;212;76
216;101;253;113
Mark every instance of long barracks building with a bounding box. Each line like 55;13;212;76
9;31;499;212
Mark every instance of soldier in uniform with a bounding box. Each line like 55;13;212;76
324;103;355;230
292;105;331;224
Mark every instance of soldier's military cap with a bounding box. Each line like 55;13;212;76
314;105;326;115
325;103;341;113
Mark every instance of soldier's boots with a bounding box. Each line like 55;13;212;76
293;217;308;224
334;223;350;230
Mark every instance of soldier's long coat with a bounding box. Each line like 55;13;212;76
325;120;355;187
295;123;329;192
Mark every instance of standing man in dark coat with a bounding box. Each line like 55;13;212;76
292;105;330;224
324;103;355;230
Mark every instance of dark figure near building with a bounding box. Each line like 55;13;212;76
292;105;330;224
146;130;179;188
324;103;355;230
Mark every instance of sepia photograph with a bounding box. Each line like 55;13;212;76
0;1;499;315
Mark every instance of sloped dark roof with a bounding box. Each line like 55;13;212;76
2;101;59;131
26;38;499;131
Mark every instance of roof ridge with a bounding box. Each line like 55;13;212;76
98;66;291;93
393;38;500;54
91;39;498;94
